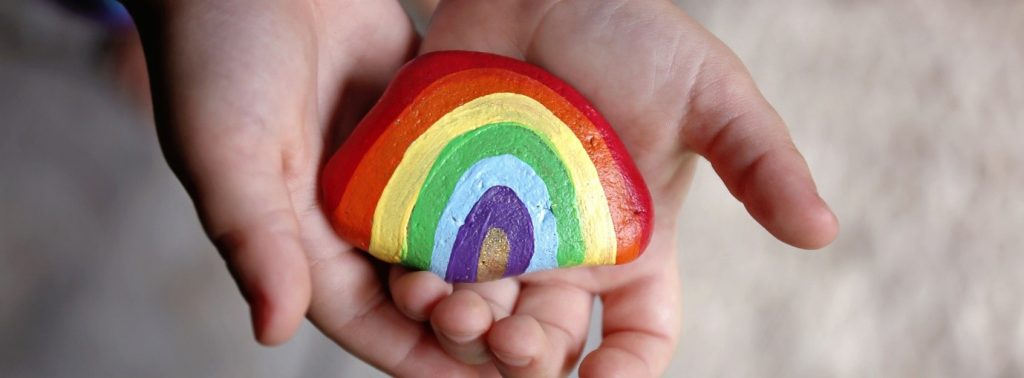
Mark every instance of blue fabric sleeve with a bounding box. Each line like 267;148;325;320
49;0;132;29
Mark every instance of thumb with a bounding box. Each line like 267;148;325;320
683;49;839;249
125;0;315;344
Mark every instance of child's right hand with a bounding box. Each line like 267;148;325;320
387;1;838;377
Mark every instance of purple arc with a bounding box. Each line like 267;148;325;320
446;186;535;282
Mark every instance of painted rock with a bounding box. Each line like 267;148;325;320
322;51;652;283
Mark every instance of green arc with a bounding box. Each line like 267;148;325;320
403;122;585;270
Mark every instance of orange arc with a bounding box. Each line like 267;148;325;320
333;68;644;261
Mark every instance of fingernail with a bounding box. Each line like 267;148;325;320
493;350;531;367
247;291;271;344
440;329;478;344
250;303;265;342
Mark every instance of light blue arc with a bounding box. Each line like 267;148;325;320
430;155;560;277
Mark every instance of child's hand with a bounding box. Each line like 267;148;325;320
122;0;441;356
125;0;836;376
387;1;839;376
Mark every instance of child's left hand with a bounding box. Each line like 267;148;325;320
387;1;839;376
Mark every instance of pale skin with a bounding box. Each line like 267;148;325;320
123;0;838;376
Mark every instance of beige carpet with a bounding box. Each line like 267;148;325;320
1;0;1021;376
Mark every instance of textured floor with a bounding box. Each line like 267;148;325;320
1;1;1022;376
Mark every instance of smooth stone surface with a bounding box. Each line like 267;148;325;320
321;51;653;282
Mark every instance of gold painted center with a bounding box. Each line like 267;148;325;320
477;228;510;281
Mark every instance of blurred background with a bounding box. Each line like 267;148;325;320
1;0;1021;376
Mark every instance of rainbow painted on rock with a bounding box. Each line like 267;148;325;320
322;51;653;283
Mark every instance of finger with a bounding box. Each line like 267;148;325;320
452;279;520;319
310;260;481;375
579;262;680;378
487;282;594;377
199;157;311;345
487;315;544;370
389;266;452;321
125;1;317;344
392;272;518;364
300;220;477;374
425;278;519;362
683;52;839;249
430;290;495;364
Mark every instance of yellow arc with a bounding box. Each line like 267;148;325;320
370;93;617;266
